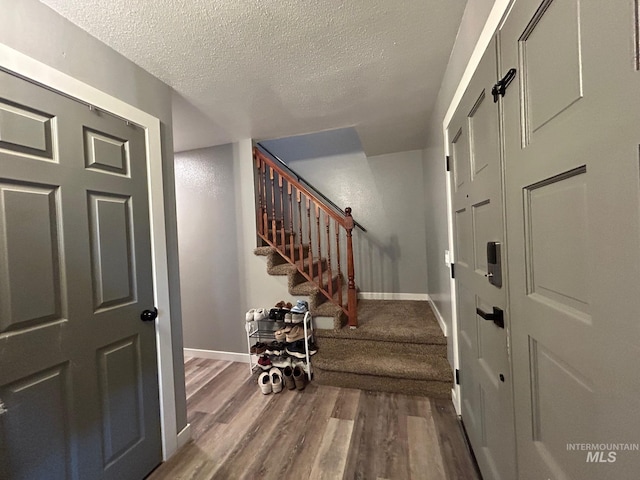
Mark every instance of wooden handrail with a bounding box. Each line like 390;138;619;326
253;147;358;327
254;149;350;229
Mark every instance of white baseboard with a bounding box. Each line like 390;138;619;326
426;295;448;337
176;423;192;450
183;348;250;363
358;292;429;301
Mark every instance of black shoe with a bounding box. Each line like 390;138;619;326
285;339;307;359
266;341;285;355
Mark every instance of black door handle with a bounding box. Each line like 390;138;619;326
476;307;504;329
141;307;158;322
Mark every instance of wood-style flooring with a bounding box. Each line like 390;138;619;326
147;357;481;480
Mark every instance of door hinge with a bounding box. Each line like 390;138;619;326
450;263;456;279
492;68;517;102
455;369;460;385
445;155;451;172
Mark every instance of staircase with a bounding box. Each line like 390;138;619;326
253;145;453;398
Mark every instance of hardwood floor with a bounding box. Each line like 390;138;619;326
148;357;481;480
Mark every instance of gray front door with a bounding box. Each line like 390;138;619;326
501;0;640;477
449;37;517;480
0;70;162;479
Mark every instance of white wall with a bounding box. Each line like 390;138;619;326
261;129;428;295
0;0;187;431
175;141;290;354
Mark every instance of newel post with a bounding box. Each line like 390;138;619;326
345;207;358;328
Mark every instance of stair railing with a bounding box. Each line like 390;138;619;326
253;146;358;327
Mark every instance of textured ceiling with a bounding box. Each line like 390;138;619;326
41;0;467;155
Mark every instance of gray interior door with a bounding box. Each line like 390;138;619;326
0;70;162;480
448;37;517;480
500;0;640;477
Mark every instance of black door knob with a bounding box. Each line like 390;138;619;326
141;307;158;322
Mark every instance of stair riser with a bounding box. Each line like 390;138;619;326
317;338;447;358
314;368;452;399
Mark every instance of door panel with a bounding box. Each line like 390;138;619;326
449;37;517;480
0;181;63;331
501;0;640;477
0;70;161;480
0;365;71;480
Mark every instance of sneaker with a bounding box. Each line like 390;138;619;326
258;371;272;394
265;341;285;355
284;312;293;323
282;366;296;390
285;340;307;359
250;342;267;354
293;365;306;390
290;300;309;314
246;309;256;322
307;341;318;356
271;355;292;368
285;325;305;343
270;367;283;394
254;308;268;321
257;356;272;370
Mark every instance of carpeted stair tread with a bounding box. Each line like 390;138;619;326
267;262;298;276
313;369;451;398
315;300;445;344
313;349;451;383
318;337;447;358
312;301;343;317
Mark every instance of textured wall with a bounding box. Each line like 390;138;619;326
422;0;498;365
175;142;291;353
0;0;187;431
262;130;428;294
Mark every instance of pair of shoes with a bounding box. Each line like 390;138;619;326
265;341;286;355
247;308;268;322
271;355;292;369
285;340;305;358
275;300;293;309
285;339;318;358
250;342;267;354
257;356;272;370
290;300;309;314
285;325;308;343
274;326;292;341
258;367;283;394
269;308;289;321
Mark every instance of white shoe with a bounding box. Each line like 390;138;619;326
258;371;272;394
254;308;268;321
270;367;284;394
246;309;256;322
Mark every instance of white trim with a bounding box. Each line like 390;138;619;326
184;348;251;363
0;44;178;460
442;0;514;428
451;386;461;416
176;424;192;450
426;295;448;337
357;292;429;301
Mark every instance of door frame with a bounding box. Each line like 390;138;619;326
441;0;514;413
0;43;185;461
